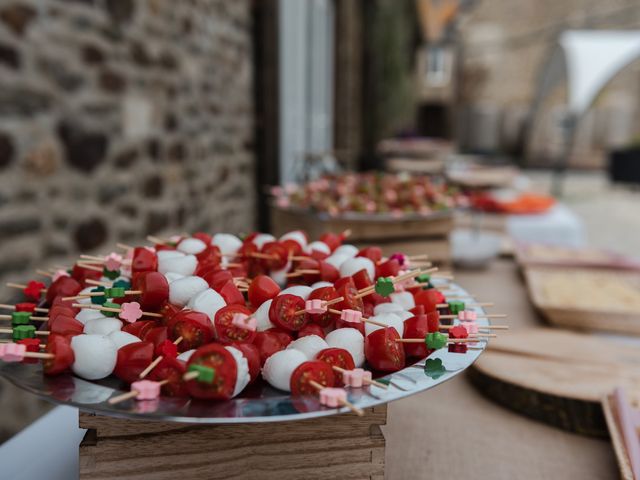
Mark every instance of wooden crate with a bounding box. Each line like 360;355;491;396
270;205;452;263
79;405;386;480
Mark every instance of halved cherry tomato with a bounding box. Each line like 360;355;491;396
43;334;74;376
45;276;82;305
49;314;84;336
335;278;364;313
143;326;169;350
316;347;355;386
134;271;169;311
217;280;245;306
132;247;158;274
307;286;339;328
376;259;400;278
186;344;237;400
159;301;182;325
352;269;373;291
298;323;325;338
167;310;215;352
402;314;437;358
202;270;233;291
365;327;405;372
253;330;287;365
196;245;221;267
149;356;188;396
248;275;280;308
269;294;307;331
261;241;288;270
230;342;260;383
290;360;335;395
357;246;383;262
214;305;255;343
122;320;156;339
114;341;155;384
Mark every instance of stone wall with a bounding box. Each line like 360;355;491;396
0;0;256;298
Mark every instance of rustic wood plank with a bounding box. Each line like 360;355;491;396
601;394;635;480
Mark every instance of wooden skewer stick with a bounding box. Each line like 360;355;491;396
395;337;481;344
0;328;49;336
327;309;388;328
138;337;184;379
332;366;388;389
85;279;112;287
0;304;48;313
147;235;170;246
72;303;162;318
182;370;200;381
75;262;104;273
35;270;53;278
439;313;507;319
293;296;345;315
116;243;133;250
0;314;49;321
108;379;170;405
436;302;493;308
309;380;364;416
286;269;320;278
64;290;142;301
439;324;509;330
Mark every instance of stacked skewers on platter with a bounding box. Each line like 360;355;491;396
0;230;506;417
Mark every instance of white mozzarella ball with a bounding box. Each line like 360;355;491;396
165;272;185;283
364;313;404;337
157;250;185;261
158;254;197;276
255;299;274;331
84;318;123;336
169;276;209;306
212;233;242;255
252;233;276;250
108;330;141;349
333;244;358;258
325;253;350;270
177;349;195;362
311;281;333;289
339;257;375;279
177;238;207;255
187;288;226;321
75;308;107;325
280;285;312;300
390;291;416;310
71;335;117;380
287;335;329;360
394;310;413;322
225;346;251;397
262;349;307;392
374;302;404;315
270;265;291;287
325;328;365;367
280;230;307;248
306;241;331;255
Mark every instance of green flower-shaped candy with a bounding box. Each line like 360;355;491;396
11;311;32;327
102;268;120;280
101;301;120;317
13;325;36;341
424;358;447;380
90;286;107;305
447;300;465;315
375;277;395;297
113;279;131;290
425;332;448;350
104;287;126;298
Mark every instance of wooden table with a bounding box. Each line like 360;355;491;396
383;259;619;479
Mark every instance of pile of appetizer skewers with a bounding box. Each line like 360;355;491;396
0;230;505;416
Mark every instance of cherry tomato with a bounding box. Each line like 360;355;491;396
49;314;84;336
71;264;102;283
290;360;335;395
43;334;74;376
402;314;438;358
269;294;307;332
365;327;405;372
48;305;77;320
318;261;339;282
376;259;400;278
143;326;169;350
167;309;215;352
281;238;303;256
214;305;255;343
357;246;383;262
217;280;245;306
294;259;320;284
352;269;373;291
122;320;157;339
261;241;288;270
132;247;158;274
196;245;222;266
305;286;338;328
192;232;212;244
133;271;169;311
253;330;287;365
266;328;294;347
114;341;155;384
335;278;364;313
248;275;280;308
201;269;233;291
413;290;441;313
238;241;258;261
410;305;426;316
45;277;82;305
298;323;325;338
230;342;260;383
309;249;329;261
159;301;182;325
149;356;188;396
186;344;237;400
319;233;342;252
316;347;355;386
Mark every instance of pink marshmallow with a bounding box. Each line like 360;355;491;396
120;302;143;323
104;252;123;271
232;313;257;332
135;398;160;413
342;368;372;388
305;299;327;315
0;343;26;362
131;380;161;401
319;387;347;408
458;310;478;322
461;321;479;334
340;309;362;324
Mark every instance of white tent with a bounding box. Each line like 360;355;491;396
527;30;640;194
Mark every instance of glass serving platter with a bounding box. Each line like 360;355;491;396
0;282;488;424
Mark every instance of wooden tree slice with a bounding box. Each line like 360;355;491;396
470;328;640;436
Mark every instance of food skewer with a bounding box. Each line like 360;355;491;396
138;337;184;379
72;303;162;320
0;303;48;313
